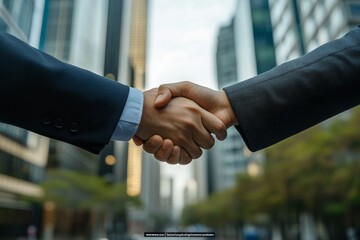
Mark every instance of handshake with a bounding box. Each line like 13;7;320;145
133;81;239;165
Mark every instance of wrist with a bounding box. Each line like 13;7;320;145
219;90;239;127
112;87;143;141
136;89;152;140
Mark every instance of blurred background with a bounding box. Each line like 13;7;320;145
1;0;360;239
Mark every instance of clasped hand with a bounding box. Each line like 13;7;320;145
134;81;238;165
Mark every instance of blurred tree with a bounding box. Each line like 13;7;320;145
181;107;360;240
41;169;141;213
182;189;240;239
39;169;141;238
182;189;236;226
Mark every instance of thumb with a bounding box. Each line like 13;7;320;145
154;81;190;108
154;88;172;108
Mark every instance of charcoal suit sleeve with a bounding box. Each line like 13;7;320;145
224;27;360;152
0;32;131;154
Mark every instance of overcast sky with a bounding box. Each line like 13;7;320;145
147;0;236;90
146;0;236;216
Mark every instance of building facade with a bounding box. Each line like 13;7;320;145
209;17;247;193
40;0;105;181
269;0;359;65
207;0;275;194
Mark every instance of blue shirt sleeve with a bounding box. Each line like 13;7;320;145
111;87;143;141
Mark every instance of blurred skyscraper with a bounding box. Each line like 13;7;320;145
40;0;102;178
209;17;247;193
206;0;275;194
233;0;276;79
192;154;208;200
216;17;238;88
269;0;360;65
0;0;48;238
246;0;277;74
40;0;74;60
160;176;174;220
183;179;199;206
125;0;162;234
138;153;161;229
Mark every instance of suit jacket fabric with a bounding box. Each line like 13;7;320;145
0;32;129;154
224;27;360;152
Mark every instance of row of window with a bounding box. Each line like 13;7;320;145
0;150;43;183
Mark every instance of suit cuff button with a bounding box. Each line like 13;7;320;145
42;116;51;125
54;118;64;129
70;122;79;133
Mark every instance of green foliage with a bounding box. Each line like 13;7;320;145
182;189;237;227
182;107;360;227
40;169;141;214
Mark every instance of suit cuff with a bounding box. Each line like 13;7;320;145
111;87;143;141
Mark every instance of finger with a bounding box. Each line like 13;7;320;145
154;88;172;108
155;81;192;108
200;108;227;141
166;146;181;164
178;149;192;165
182;141;202;159
192;124;215;150
155;81;216;111
154;139;174;161
132;135;144;146
142;135;164;154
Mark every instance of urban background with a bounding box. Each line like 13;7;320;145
0;0;360;240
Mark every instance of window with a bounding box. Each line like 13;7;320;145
0;151;43;183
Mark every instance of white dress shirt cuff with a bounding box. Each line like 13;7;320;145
111;87;143;141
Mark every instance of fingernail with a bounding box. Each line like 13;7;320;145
155;94;163;103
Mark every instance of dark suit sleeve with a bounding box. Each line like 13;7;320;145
0;32;130;154
224;27;360;152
